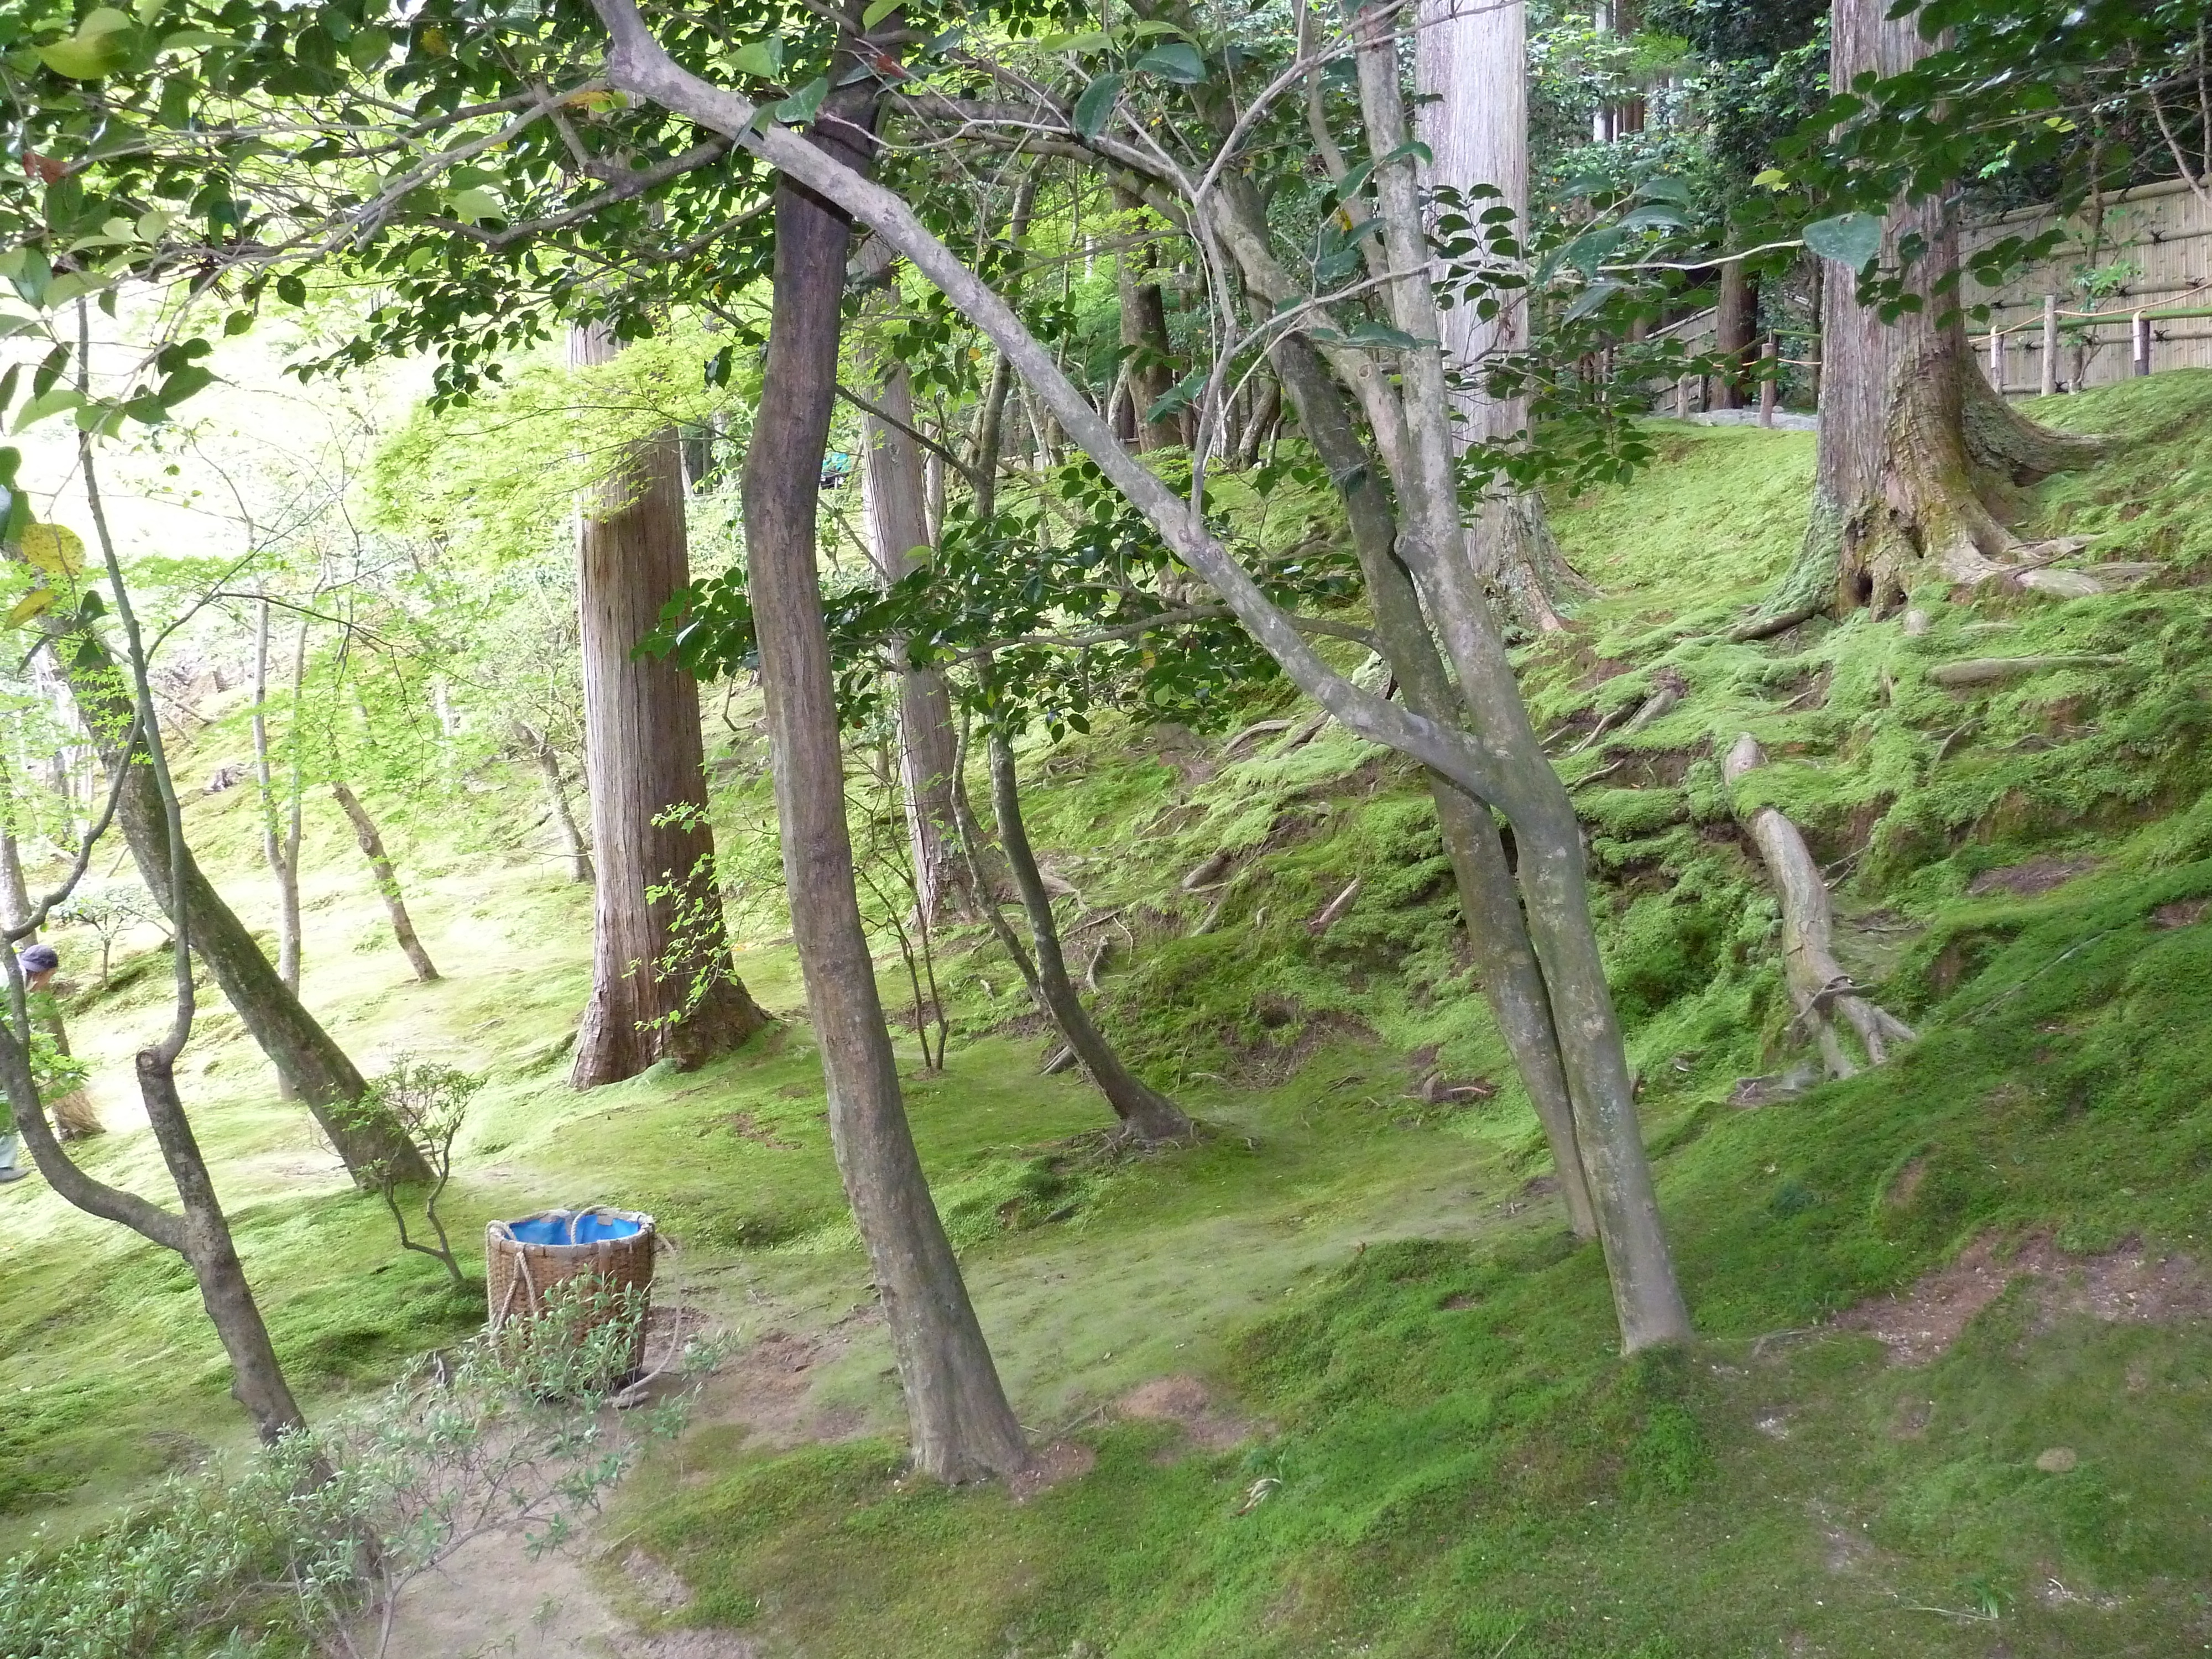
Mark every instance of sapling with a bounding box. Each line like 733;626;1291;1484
351;1057;482;1291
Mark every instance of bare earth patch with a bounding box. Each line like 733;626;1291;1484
1967;855;2097;898
1835;1234;2209;1365
1117;1374;1256;1454
1008;1439;1098;1503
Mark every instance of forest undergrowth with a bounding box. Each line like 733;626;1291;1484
11;375;2212;1657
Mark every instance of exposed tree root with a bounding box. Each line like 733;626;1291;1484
1723;734;1917;1079
1926;654;2125;688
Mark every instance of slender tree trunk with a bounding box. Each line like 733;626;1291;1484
742;71;1026;1483
517;722;593;884
1114;186;1181;452
250;601;302;1100
570;322;768;1087
1715;260;1759;410
985;728;1192;1144
1766;0;2104;617
858;330;969;925
1359;23;1688;1346
1416;0;1576;632
328;782;440;984
1271;337;1597;1238
49;630;426;1185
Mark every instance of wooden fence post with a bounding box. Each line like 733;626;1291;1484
2040;294;2059;395
1987;326;2004;392
2133;310;2152;377
1759;335;1777;426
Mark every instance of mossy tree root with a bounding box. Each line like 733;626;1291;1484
1723;734;1917;1079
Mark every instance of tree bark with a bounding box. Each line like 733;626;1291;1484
1723;735;1915;1076
569;321;768;1087
328;782;440;984
516;721;593;884
1114;185;1181;452
1416;0;1576;633
251;599;307;999
859;330;969;925
1358;23;1689;1347
50;631;426;1185
740;67;1027;1483
1715;260;1759;410
985;728;1192;1144
1272;336;1596;1238
1767;0;2104;618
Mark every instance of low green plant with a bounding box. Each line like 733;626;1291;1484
350;1058;484;1291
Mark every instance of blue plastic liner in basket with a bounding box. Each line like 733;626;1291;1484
502;1211;644;1246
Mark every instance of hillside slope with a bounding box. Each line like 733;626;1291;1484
6;375;2212;1658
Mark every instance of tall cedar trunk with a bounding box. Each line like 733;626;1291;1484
1769;0;2103;617
1416;0;1575;633
570;322;768;1087
1715;260;1759;410
53;632;426;1185
858;338;969;924
1272;337;1595;1238
328;782;440;983
984;728;1192;1143
518;722;593;884
1114;185;1181;452
742;85;1026;1483
1358;24;1689;1347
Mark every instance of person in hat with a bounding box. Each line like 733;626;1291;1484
0;943;99;1183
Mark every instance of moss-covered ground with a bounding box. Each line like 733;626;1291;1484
12;374;2212;1656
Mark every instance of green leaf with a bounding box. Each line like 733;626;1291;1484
1131;42;1204;83
1144;366;1205;423
1616;204;1688;232
1340;322;1420;350
13;388;84;432
1073;72;1123;139
772;75;830;125
860;0;902;27
0;366;18;416
1564;279;1624;322
1034;28;1109;51
1636;175;1693;205
446;187;501;225
152;364;214;408
1804;211;1883;270
1752;167;1788;191
35;8;135;79
275;272;306;305
730;39;782;79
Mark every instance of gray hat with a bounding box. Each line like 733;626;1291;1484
17;945;58;975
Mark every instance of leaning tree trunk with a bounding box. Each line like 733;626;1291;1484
1271;336;1597;1238
328;782;440;984
1416;0;1578;633
569;322;768;1087
50;632;426;1185
985;728;1192;1145
1766;0;2105;618
858;333;971;925
740;73;1027;1484
1723;735;1915;1076
515;721;593;884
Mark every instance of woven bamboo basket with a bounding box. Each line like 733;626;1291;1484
485;1207;656;1371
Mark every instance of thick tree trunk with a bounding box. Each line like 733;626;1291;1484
741;82;1026;1483
328;782;440;984
516;722;594;884
858;338;969;925
1416;0;1576;633
1715;260;1759;410
1723;735;1915;1076
1114;186;1181;452
1768;0;2104;618
1360;25;1688;1347
569;322;768;1087
1271;336;1596;1238
985;728;1192;1144
52;634;426;1185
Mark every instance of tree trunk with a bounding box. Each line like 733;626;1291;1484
517;722;593;884
250;600;304;1102
1715;259;1759;410
1416;0;1577;633
50;630;427;1185
328;782;440;984
985;728;1192;1144
569;322;768;1087
1272;338;1596;1237
140;1048;309;1439
1359;24;1688;1345
1114;185;1181;453
740;81;1026;1483
1766;0;2104;618
858;336;969;925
